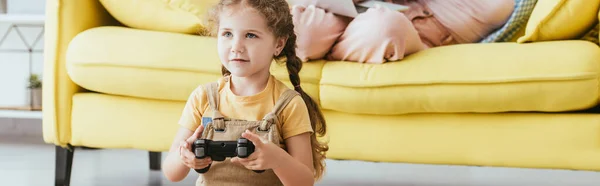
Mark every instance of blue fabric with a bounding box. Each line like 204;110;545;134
202;117;212;128
480;0;538;43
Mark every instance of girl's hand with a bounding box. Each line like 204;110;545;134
231;130;287;171
179;125;212;169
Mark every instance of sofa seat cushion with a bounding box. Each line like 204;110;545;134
66;26;324;102
320;41;600;115
70;93;182;151
325;111;600;171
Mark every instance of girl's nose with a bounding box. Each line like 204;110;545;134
231;39;245;54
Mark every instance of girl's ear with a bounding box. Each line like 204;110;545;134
275;36;288;55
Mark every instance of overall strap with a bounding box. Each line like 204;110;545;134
259;89;300;131
204;82;225;130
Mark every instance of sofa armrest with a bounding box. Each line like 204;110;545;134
43;0;119;147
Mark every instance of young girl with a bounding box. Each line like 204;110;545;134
162;0;327;185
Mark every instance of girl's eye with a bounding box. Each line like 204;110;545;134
246;33;257;38
223;32;232;37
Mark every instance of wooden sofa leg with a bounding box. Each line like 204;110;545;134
55;145;74;186
149;151;161;170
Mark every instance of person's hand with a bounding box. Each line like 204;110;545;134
179;125;212;169
231;130;287;171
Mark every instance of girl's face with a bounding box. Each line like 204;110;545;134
217;4;285;78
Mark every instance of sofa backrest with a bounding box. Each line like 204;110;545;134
98;0;219;35
97;0;600;44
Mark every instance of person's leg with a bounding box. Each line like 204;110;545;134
328;6;426;64
291;5;349;62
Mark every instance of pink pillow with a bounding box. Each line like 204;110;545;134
329;5;425;63
291;5;349;62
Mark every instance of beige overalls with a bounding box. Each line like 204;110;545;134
196;81;299;186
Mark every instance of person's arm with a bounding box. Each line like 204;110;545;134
271;96;316;185
163;125;211;182
162;127;194;182
272;132;315;186
163;86;208;181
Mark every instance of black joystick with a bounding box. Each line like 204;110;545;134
192;138;265;173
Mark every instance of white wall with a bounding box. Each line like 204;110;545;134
0;0;45;108
6;0;45;14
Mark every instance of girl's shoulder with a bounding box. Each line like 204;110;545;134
271;76;296;95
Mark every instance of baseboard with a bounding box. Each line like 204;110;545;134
0;106;42;111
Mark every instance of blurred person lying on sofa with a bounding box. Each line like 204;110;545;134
291;0;515;63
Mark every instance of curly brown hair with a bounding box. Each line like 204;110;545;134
205;0;329;180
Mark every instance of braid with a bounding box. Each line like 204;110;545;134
283;37;303;91
282;30;328;180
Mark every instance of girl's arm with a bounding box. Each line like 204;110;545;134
273;132;316;186
162;127;194;182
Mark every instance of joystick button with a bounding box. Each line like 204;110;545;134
238;147;248;157
195;147;205;158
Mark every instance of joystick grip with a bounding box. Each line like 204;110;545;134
192;139;212;173
237;138;265;174
195;164;211;173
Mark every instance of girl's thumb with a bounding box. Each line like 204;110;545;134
191;125;204;138
187;125;204;143
242;130;264;147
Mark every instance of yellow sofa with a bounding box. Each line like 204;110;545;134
43;0;600;185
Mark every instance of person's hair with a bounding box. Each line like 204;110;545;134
206;0;328;180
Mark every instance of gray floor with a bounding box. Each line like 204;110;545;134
3;135;600;186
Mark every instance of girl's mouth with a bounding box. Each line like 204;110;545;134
230;58;249;63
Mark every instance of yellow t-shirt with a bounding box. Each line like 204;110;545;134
179;75;313;140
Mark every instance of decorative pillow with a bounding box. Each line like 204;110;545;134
291;5;349;62
480;0;537;43
517;0;600;43
99;0;219;35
